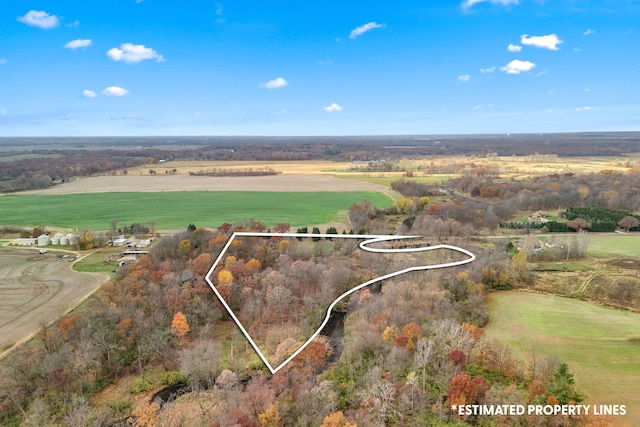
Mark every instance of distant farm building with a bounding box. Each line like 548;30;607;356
122;250;149;256
111;238;128;247
11;238;37;246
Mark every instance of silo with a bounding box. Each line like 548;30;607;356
52;233;63;245
37;234;50;247
60;236;69;246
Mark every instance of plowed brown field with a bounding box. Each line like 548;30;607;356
0;248;107;357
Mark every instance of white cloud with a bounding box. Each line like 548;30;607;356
480;66;495;73
122;114;148;121
508;44;522;52
260;77;288;89
17;10;60;29
66;20;80;28
458;74;471;82
462;0;519;10
216;2;224;15
103;86;129;96
575;106;594;112
106;43;165;63
0;58;7;65
82;89;97;98
349;22;385;39
64;39;92;50
584;29;595;36
500;59;536;74
473;103;495;110
323;103;343;113
521;34;562;50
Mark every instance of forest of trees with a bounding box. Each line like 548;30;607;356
0;216;598;426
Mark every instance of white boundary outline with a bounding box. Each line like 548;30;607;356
204;232;476;374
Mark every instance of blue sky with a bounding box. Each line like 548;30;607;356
1;0;639;136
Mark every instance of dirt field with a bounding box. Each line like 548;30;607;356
23;174;390;195
128;160;352;175
0;248;108;357
18;154;640;196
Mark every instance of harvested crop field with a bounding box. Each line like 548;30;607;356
0;248;107;357
22;174;390;195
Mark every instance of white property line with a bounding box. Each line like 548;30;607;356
204;232;476;374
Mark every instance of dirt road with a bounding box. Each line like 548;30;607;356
0;248;107;357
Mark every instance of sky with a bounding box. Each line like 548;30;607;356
1;0;639;136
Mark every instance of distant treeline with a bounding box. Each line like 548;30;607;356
2;132;640;192
188;167;281;177
0;148;170;193
500;207;640;232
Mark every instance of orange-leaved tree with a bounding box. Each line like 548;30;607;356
321;411;357;427
171;311;189;342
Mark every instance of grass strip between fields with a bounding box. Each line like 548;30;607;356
0;191;391;230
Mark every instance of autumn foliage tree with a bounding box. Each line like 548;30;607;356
401;322;423;351
171;311;190;341
618;215;639;232
321;411;357;427
257;404;282;427
447;373;489;411
567;217;591;232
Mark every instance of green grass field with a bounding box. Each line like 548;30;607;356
0;191;391;230
587;234;640;258
73;248;123;275
486;291;640;423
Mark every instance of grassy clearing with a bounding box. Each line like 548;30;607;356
73;248;123;275
587;234;640;258
486;291;640;423
0;191;391;230
530;260;596;272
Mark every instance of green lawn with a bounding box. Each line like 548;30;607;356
0;191;391;230
587;234;640;258
486;291;640;423
73;248;123;275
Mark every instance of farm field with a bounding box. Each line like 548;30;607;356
331;172;452;187
124;155;640;178
0;248;107;357
0;191;392;231
587;234;640;258
127;160;353;175
486;291;640;424
21;173;390;195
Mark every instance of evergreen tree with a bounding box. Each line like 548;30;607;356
547;363;584;404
